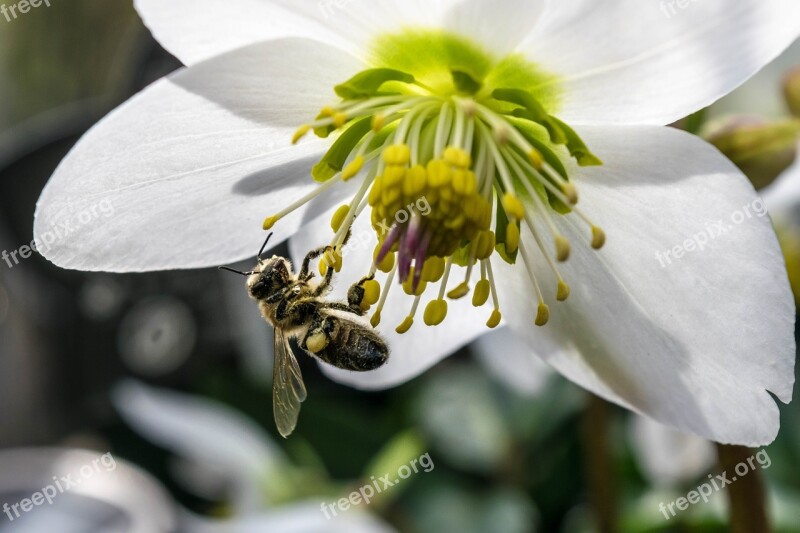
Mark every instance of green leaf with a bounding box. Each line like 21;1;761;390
311;117;373;182
335;68;416;99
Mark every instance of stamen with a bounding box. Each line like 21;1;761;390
370;261;397;328
484;259;502;328
519;240;550;327
424;257;453;326
263;175;341;229
396;295;422;334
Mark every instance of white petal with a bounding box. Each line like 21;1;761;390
763;151;800;219
496;125;795;446
186;502;395;533
34;40;363;272
288;206;490;390
523;0;800;125
134;0;461;65
470;328;554;397
112;380;285;512
629;416;715;488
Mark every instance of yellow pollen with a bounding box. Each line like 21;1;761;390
486;309;502;328
319;106;334;117
422;257;446;282
423;299;448;326
292;125;311;145
306;331;328;353
402;268;427;296
330;205;351;232
382;144;411;166
528;149;544;170
370;310;382;328
372;114;385;132
444;146;472;169
505;222;520;254
263;215;280;230
332;112;348;129
502;193;525;220
373;244;395;273
563;183;579;205
591;226;606;249
557;280;570;302
361;279;381;309
396;316;414;334
555;236;571;262
342;156;365;181
446;282;470;300
472;279;491;307
535;303;550;326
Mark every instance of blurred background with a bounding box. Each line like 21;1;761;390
0;2;798;532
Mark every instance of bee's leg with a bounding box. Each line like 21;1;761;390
302;313;335;354
299;245;333;282
347;275;376;313
319;301;364;317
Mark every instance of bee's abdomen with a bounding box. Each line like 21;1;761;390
317;321;389;372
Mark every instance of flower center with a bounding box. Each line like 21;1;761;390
264;30;606;333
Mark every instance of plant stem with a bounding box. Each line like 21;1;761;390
582;394;617;533
716;444;770;533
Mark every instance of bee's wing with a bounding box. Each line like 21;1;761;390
272;327;307;438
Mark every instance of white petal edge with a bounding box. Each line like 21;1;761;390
629;416;715;488
522;0;800;125
34;39;364;272
288;206;493;390
495;125;795;446
470;327;554;397
134;0;467;66
112;380;285;512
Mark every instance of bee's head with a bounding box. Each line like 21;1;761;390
247;256;291;300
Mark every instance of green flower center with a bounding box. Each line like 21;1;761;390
265;30;606;333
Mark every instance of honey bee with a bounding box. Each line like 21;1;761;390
220;234;389;437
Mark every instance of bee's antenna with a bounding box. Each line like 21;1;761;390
218;266;253;276
258;232;274;261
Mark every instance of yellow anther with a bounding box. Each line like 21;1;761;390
263;215;280;230
557;280;570;302
342;156;365;181
402;269;427;296
384;165;406;187
502;193;525;220
403;165;427;197
423;299;448;326
319;106;334;117
452;169;477;195
486;309;502;328
563;183;579;205
591;226;606;249
446;282;470;300
382;144;411;166
443;146;472;168
535;303;550;326
555;236;571;262
306;332;328;353
472;279;491;307
370;310;382;328
528;149;544;170
505;222;520;254
372;114;385;132
331;205;351;233
475;231;496;260
362;279;381;307
373;244;395;273
319;248;342;275
395;316;414;334
426;159;452;187
292;125;311;145
332;112;348;129
421;257;446;282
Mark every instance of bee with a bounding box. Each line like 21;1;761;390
220;234;389;437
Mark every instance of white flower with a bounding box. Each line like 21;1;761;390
35;0;800;445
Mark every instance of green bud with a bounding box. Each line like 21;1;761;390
703;116;800;190
784;66;800;119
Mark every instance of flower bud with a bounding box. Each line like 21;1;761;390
703;116;800;190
